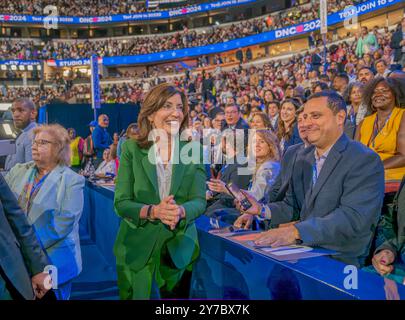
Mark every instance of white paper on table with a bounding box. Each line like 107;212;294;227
254;245;307;252
260;246;313;256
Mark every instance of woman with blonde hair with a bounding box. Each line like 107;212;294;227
6;124;85;300
206;129;280;224
249;111;271;130
247;129;281;201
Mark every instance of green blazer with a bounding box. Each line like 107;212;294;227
113;138;207;273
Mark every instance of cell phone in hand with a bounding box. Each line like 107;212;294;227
225;182;252;211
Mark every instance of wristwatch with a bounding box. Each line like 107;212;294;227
146;205;155;221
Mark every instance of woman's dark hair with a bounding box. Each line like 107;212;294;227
313;81;329;92
343;81;364;105
135;83;189;149
277;98;301;142
362;77;400;114
264;89;278;102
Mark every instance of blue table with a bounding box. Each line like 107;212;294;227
81;181;121;267
80;182;405;300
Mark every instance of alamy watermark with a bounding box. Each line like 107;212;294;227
43;5;58;30
146;128;259;176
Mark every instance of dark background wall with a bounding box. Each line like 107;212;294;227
42;103;140;138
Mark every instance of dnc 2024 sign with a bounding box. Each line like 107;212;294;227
274;0;398;39
0;0;257;24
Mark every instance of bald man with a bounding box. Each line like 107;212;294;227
5;98;38;171
91;114;113;167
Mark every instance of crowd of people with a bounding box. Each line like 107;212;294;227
0;0;362;17
1;18;404;108
0;0;366;60
0;0;187;16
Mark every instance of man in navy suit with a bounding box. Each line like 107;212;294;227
0;174;50;300
237;91;385;267
221;104;249;131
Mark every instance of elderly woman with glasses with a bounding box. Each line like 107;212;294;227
5;124;85;300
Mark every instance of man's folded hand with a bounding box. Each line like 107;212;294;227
32;272;52;299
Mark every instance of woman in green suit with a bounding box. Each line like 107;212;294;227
114;83;207;299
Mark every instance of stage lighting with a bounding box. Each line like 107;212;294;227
18;65;26;71
27;65;34;71
37;65;42;71
0;65;7;71
10;65;17;70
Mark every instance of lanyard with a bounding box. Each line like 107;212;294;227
348;106;356;125
367;113;391;148
20;168;49;214
30;172;49;199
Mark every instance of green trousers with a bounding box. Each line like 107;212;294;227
116;249;187;300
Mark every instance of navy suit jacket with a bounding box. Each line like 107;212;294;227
221;117;250;131
205;161;252;216
264;143;305;205
282;124;303;155
0;174;49;300
268;134;385;267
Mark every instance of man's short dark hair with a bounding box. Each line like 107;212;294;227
336;73;350;84
358;66;375;75
314;81;329;91
267;100;280;109
13;98;36;111
224;104;240;112
307;90;347;114
214;111;225;119
327;69;338;76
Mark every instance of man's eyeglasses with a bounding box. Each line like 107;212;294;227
32;139;54;147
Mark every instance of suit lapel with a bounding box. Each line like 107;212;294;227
305;134;348;210
306;151;342;209
301;148;315;216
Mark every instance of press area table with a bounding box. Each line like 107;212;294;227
80;180;405;300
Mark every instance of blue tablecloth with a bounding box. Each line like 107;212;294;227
80;181;405;300
81;181;120;267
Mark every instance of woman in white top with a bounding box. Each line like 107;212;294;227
247;129;281;201
208;129;280;224
95;147;116;178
